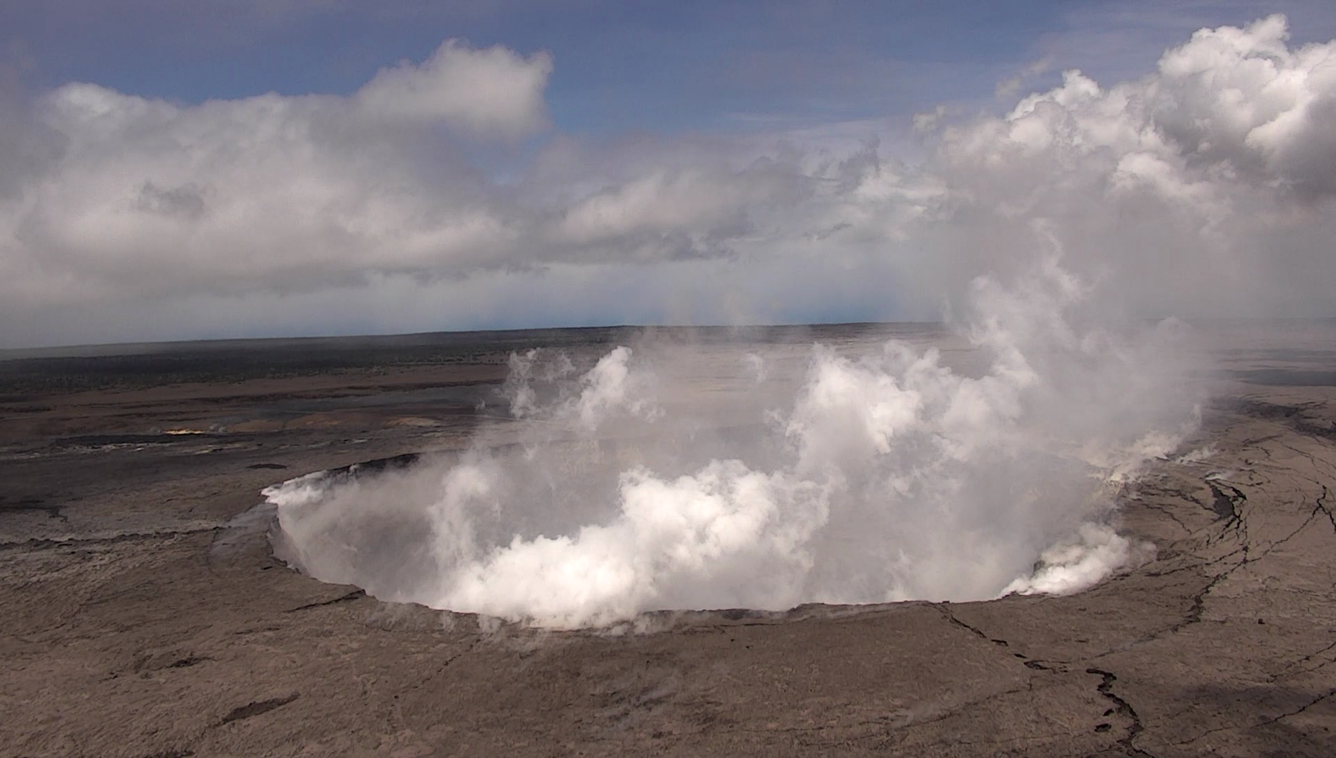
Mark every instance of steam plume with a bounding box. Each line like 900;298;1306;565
267;257;1198;628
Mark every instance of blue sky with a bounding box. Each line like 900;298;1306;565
3;1;1336;347
11;0;1336;133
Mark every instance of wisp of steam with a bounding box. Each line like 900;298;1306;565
266;258;1199;628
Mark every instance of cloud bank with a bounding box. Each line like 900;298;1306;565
2;15;1334;346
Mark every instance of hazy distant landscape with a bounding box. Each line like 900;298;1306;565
0;324;939;392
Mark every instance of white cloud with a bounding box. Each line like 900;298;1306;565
881;14;1336;316
3;41;548;312
355;41;552;137
994;56;1054;100
2;15;1336;346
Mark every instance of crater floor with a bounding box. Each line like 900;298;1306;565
2;325;1335;757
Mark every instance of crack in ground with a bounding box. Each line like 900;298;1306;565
1288;653;1336;678
218;693;300;725
936;605;1010;649
1277;441;1336;479
1260;481;1335;557
1052;552;1244;667
1241;434;1285;447
1147;477;1269;636
933;605;1073;672
1274;637;1336;681
1164;553;1250;637
1085;668;1155;757
1313;484;1335;532
1144;560;1205;578
1138;502;1195;538
166;655;211;670
1204;480;1248;545
284;589;365;613
868;680;1037;751
1176;687;1336;746
1133;481;1203;507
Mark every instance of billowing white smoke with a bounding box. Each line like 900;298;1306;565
267;258;1197;628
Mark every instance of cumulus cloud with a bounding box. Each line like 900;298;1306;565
355;41;552;136
1;15;1335;346
0;40;554;312
877;14;1336;317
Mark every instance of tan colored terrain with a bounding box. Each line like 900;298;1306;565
2;330;1334;757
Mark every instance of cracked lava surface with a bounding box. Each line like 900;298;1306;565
2;324;1335;757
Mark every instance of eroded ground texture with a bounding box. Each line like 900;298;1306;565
2;325;1335;757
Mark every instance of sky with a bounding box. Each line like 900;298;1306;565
3;0;1336;347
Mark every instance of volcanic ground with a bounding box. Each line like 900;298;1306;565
2;323;1335;757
